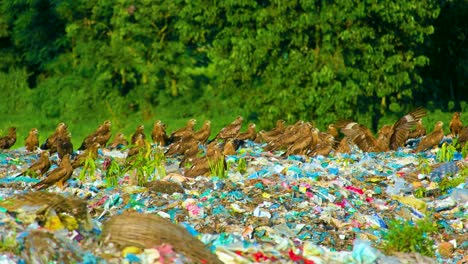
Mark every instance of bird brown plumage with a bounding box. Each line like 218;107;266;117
213;116;243;141
72;142;100;169
389;107;427;150
41;123;68;153
415;121;444;152
179;143;202;168
193;120;211;144
338;121;387;152
258;120;286;143
57;132;74;160
458;126;468;147
282;126;317;157
222;139;237;156
25;128;39;152
309;131;334;157
169;119;196;143
79;120;112;150
165;134;197;157
335;137;352;154
33;154;74;190
17;151;51;178
126;134;146;161
327;124;340;139
184;144;225;178
408;119;427;139
0;127;17;149
108;132;129;150
264;121;308;152
449;112;463;137
151;120;169;146
236;123;257;141
131;125;146;145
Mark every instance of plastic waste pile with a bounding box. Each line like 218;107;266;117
0;143;467;263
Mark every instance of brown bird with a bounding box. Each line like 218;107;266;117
0;127;17;149
213;116;243;141
327;124;340;139
264;121;308;152
309;131;334;157
222;139;238;156
151;120;169;146
179;143;202;168
79;120;112;150
458;126;468;147
193;120;211;144
17;151;51;178
236;123;257;141
126;134;147;160
449;112;463;137
408;119;427;139
281;126;317;157
33;154;74;190
338;121;387;153
24;128;39;152
41;123;68;153
415;121;444;152
108;132;129;150
169;119;196;143
131;125;146;145
389;107;427;150
56;133;74;160
184;144;225;178
165;135;197;157
335;137;352;154
71;142;100;169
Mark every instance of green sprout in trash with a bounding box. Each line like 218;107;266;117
461;142;468;159
380;217;437;257
237;157;247;174
436;142;457;163
209;157;227;179
414;187;427;198
125;143;166;186
0;231;19;254
105;158;122;188
78;152;97;182
438;172;468;194
417;156;431;175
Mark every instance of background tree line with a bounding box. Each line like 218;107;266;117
0;0;466;145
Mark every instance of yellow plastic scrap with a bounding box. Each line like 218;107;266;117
391;195;427;213
44;215;65;231
262;192;271;199
60;214;79;231
122;246;142;257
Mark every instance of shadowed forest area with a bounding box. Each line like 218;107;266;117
0;0;467;146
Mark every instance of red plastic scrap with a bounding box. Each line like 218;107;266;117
345;186;364;195
288;249;315;264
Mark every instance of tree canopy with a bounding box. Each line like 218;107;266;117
0;0;466;131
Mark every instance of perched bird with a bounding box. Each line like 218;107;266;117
222;139;238;156
260;120;286;142
17;151;51;178
108;132;129;150
408;119;427;139
281;126;317;157
126;134;147;161
56;133;74;160
335;137;352;154
0;127;17;149
449;112;463;137
415;121;444;152
131;125;146;145
71;142;100;169
24;128;39;152
326;124;340;139
309;131;334;157
169;119;196;143
193;120;211;144
213;116;243;141
165;135;197;157
184;144;225;178
41;123;68;153
338;121;387;152
236;123;257;141
179;143;202;168
458;126;468;147
151;120;169;146
264;121;308;152
33;154;74;190
389;107;427;150
79;120;112;150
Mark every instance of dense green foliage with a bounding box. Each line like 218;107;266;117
0;0;467;144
